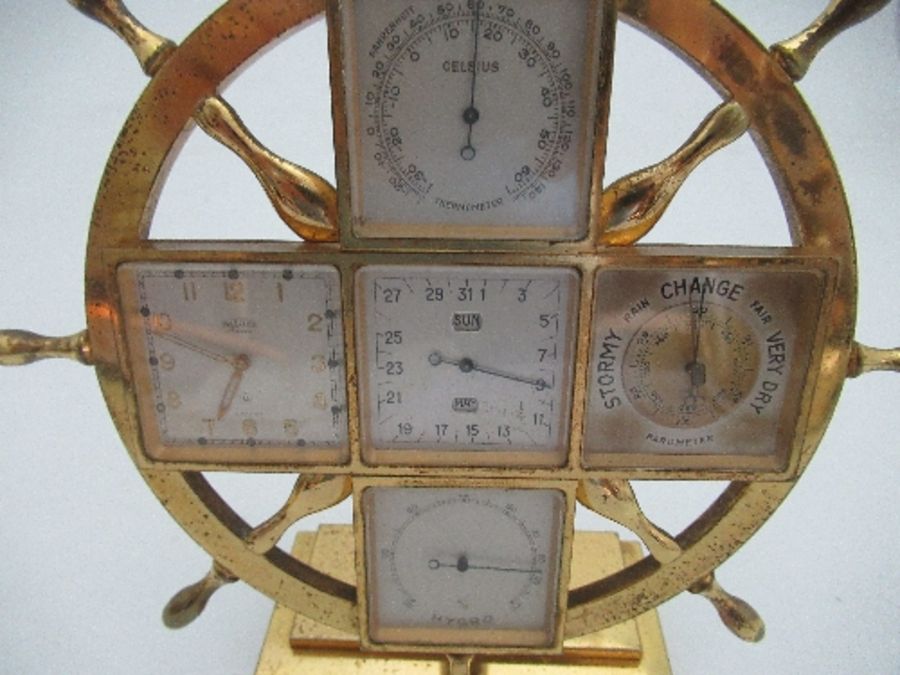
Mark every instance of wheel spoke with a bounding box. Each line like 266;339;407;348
598;101;748;246
69;0;339;241
245;475;352;554
771;0;892;81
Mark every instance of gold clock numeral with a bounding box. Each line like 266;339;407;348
310;354;327;373
242;419;258;438
312;392;327;410
159;353;175;371
283;419;299;437
150;313;172;333
225;280;246;303
166;392;182;409
307;313;324;332
182;281;198;302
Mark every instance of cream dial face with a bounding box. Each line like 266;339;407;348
119;263;348;464
356;265;579;466
583;265;826;471
341;0;606;239
363;486;565;648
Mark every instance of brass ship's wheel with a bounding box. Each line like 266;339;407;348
1;0;897;673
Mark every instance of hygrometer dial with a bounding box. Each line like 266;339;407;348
119;262;348;464
356;264;579;466
362;485;567;648
339;0;608;239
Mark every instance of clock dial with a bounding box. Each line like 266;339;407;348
118;263;348;464
356;265;579;466
340;0;609;239
583;265;827;472
363;486;566;648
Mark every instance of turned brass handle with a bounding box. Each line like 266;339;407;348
162;561;238;629
771;0;893;81
0;329;92;367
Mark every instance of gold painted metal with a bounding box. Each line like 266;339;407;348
0;329;92;366
246;475;353;554
847;341;900;377
70;0;339;242
71;0;863;651
598;100;749;246
578;478;765;642
256;528;671;674
688;573;765;643
67;0;176;76
771;0;893;81
162;560;239;629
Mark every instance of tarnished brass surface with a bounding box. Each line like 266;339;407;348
67;0;176;76
70;0;338;241
0;329;92;366
847;341;900;377
688;573;765;643
76;0;859;657
162;560;238;629
577;479;680;563
247;475;353;554
193;96;339;241
771;0;892;81
598;100;749;246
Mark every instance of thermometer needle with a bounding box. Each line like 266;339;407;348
428;351;549;390
460;2;482;161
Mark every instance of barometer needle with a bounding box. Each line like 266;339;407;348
685;288;707;398
460;2;482;161
428;351;549;390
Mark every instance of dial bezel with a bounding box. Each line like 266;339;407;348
355;477;576;654
354;263;581;468
117;261;350;465
582;260;835;473
328;0;616;246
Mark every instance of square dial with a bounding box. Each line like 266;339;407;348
583;264;827;472
119;263;348;465
362;486;566;648
338;0;610;239
356;265;580;466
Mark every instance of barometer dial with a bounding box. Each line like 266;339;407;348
362;485;566;648
340;0;608;239
119;263;348;464
583;264;828;472
356;265;579;466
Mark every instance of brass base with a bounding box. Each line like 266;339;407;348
255;527;671;674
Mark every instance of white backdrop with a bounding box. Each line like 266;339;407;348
1;2;898;674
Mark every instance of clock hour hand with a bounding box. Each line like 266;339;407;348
216;354;250;420
428;351;549;390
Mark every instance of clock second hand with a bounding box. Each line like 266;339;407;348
428;351;549;390
428;556;540;575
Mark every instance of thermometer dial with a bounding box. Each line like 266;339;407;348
340;0;608;239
